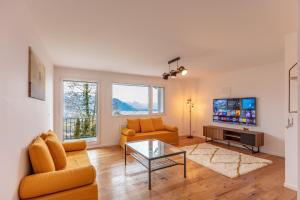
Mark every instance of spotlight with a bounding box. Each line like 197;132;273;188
181;69;188;76
170;70;177;78
178;66;188;76
162;73;169;80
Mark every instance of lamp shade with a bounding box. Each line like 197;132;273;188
181;69;188;76
178;66;188;76
162;73;169;80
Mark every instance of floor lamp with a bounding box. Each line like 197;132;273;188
187;98;194;138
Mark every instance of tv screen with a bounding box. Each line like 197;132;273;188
213;97;256;126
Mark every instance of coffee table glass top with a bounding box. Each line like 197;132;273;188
126;139;185;159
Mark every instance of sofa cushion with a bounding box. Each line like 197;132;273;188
121;128;136;136
29;137;55;174
66;150;91;169
164;125;178;132
127;119;141;133
126;130;178;144
45;135;67;170
140;118;155;133
40;130;58;140
152;117;165;131
19;165;96;199
63;140;87;152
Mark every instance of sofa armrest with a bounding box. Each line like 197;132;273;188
121;128;136;136
62;140;87;152
164;125;178;132
19;165;96;199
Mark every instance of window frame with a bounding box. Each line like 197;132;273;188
112;82;165;116
62;79;100;145
152;86;165;114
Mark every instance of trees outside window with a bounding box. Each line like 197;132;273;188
63;81;98;141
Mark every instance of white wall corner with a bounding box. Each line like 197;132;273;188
284;182;298;192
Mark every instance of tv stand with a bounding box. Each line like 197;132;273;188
203;125;264;153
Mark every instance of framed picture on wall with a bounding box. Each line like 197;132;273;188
28;47;46;101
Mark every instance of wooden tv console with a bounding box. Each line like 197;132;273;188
203;125;264;153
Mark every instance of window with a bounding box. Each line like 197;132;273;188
63;81;98;142
152;86;164;113
112;83;165;116
112;84;149;115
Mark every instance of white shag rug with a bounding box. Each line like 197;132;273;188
180;143;272;178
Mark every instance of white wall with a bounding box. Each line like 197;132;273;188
197;63;285;157
298;1;300;198
0;1;53;199
54;63;286;157
179;79;202;137
284;33;298;191
54;67;190;147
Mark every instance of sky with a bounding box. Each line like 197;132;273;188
113;84;149;103
63;81;161;105
63;81;97;94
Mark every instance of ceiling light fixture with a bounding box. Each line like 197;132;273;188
170;70;177;78
162;72;169;80
178;66;188;76
162;57;188;80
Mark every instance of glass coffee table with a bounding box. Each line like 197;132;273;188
124;139;186;190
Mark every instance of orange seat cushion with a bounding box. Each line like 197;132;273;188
127;119;141;133
66;150;91;169
45;135;67;170
140;118;155;133
29;137;55;174
62;140;87;152
125;131;179;145
152;117;165;131
121;128;136;136
19;165;96;199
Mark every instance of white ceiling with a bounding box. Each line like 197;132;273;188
27;0;297;78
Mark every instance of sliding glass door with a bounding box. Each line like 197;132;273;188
63;80;98;142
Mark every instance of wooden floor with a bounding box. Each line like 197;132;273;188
88;137;297;200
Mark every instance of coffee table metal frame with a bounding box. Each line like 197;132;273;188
124;141;186;190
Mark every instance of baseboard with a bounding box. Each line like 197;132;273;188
284;182;298;191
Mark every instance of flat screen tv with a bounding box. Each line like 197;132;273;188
213;97;256;126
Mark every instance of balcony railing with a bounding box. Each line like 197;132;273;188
63;117;97;140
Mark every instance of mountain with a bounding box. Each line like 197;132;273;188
127;101;148;111
112;98;138;111
65;95;147;117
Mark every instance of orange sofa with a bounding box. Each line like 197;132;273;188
19;130;98;200
119;117;179;148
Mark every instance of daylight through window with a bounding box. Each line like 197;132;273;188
112;84;164;115
63;81;98;142
152;86;164;114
